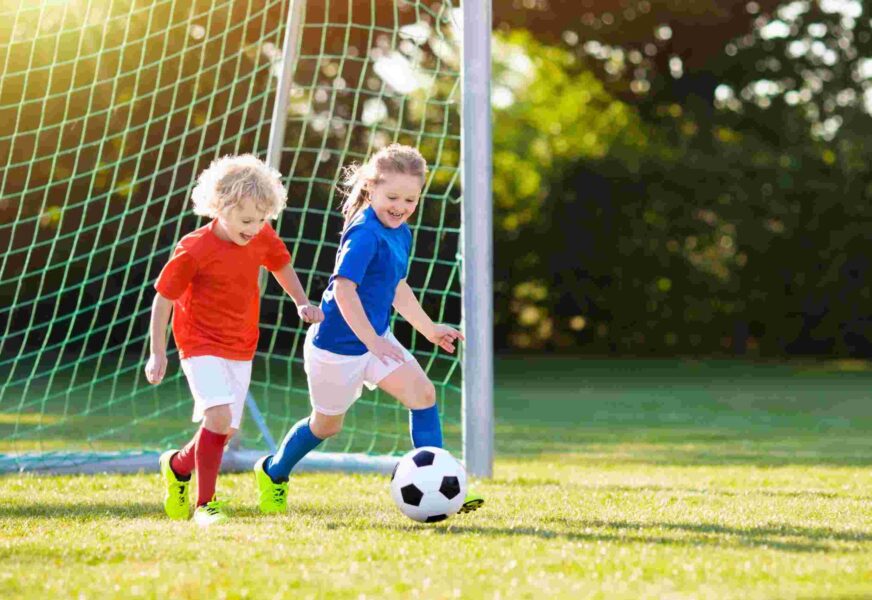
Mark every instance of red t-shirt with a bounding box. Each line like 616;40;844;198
154;220;291;360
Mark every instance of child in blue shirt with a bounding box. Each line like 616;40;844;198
253;144;483;514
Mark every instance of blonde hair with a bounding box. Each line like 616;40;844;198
339;144;428;227
191;154;287;219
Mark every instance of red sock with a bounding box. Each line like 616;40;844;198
195;427;228;506
171;430;199;477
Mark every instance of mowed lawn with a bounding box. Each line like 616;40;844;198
2;358;872;599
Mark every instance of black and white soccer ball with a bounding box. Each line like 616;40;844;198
390;446;467;523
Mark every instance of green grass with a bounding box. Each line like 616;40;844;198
2;358;872;598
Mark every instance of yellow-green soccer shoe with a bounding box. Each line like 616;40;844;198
159;450;190;520
193;499;229;526
254;456;288;514
459;491;485;514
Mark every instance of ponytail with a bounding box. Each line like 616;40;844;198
340;163;370;229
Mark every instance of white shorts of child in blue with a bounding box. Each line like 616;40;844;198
180;355;252;429
303;322;414;416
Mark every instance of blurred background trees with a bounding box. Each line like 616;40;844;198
491;0;872;356
4;0;869;357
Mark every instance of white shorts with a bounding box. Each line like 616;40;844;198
180;355;252;429
304;323;414;416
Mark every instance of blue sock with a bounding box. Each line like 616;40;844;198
264;418;323;482
409;404;443;448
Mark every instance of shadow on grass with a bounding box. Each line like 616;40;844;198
3;499;868;556
492;358;872;466
0;502;160;520
277;499;871;554
0;501;357;522
421;518;869;554
565;483;872;502
485;479;872;501
559;518;872;544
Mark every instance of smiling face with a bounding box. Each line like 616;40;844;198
367;172;423;229
214;198;267;245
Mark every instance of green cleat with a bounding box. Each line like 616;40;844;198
253;456;288;514
459;491;484;514
193;499;229;526
159;450;190;520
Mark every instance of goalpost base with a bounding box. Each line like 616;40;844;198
0;450;397;476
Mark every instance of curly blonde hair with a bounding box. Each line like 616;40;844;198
339;144;428;227
191;154;287;219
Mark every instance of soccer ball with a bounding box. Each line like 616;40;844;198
390;446;467;523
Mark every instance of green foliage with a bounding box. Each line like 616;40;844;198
492;16;872;356
492;32;650;235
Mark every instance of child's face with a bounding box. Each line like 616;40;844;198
218;198;267;246
368;173;422;229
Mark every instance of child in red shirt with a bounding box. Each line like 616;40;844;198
144;154;323;526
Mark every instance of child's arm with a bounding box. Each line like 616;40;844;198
144;293;174;384
271;263;324;323
392;280;464;354
334;277;406;364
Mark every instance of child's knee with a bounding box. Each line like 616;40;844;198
224;427;238;448
203;405;232;434
312;421;343;438
310;413;343;439
408;380;436;410
421;381;436;407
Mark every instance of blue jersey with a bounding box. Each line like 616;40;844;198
313;206;413;355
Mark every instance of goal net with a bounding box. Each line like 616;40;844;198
0;0;464;474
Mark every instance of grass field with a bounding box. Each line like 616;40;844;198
3;358;872;599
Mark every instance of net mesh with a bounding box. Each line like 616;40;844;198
0;0;462;472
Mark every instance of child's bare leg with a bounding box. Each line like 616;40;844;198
309;410;345;439
203;405;232;434
377;360;440;447
378;359;436;410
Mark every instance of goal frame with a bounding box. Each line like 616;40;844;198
3;0;493;478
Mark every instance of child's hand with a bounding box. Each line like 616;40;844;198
298;303;324;324
426;324;464;354
145;353;167;384
366;336;407;366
